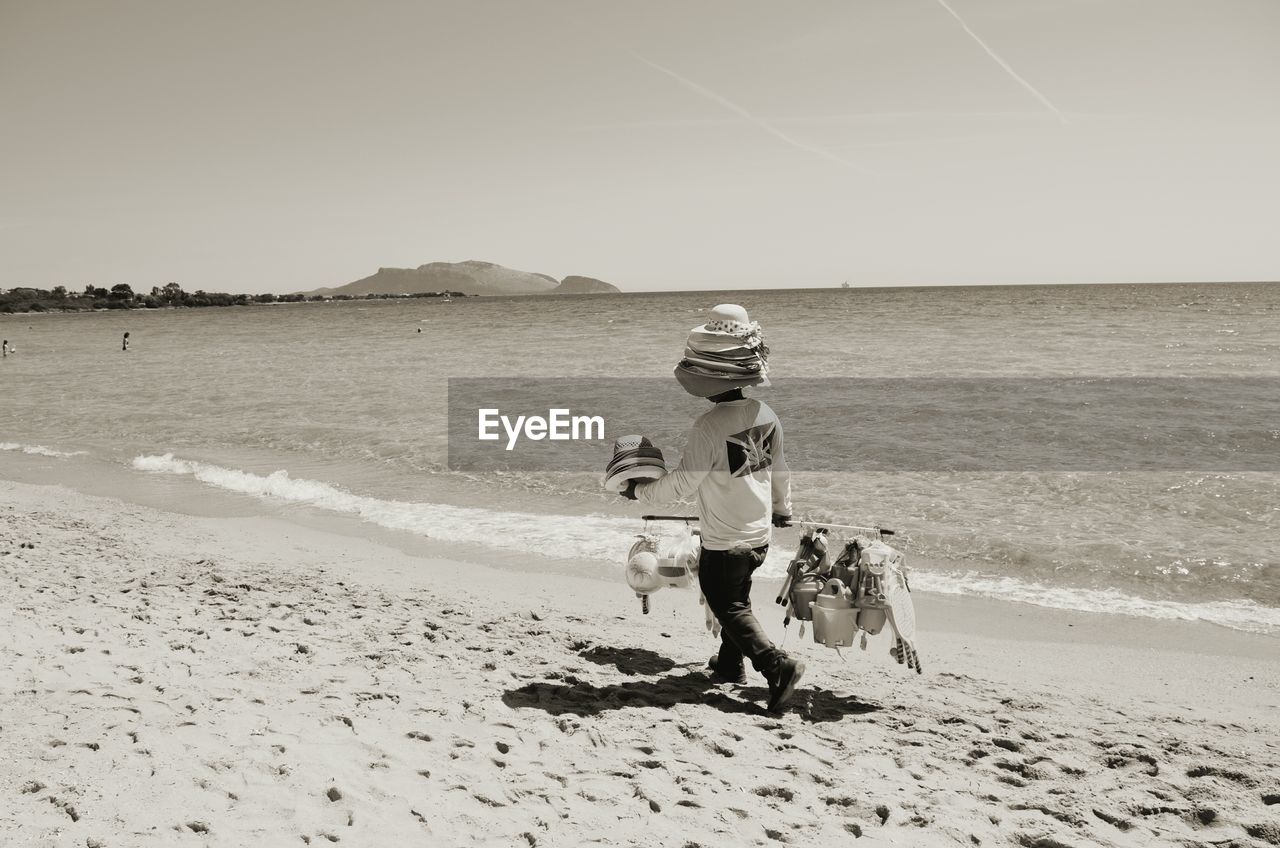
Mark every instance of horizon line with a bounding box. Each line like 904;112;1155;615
7;278;1277;300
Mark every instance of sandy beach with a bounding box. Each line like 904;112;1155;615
1;475;1277;848
6;0;1279;842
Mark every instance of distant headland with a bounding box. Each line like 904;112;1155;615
0;261;621;314
304;260;621;298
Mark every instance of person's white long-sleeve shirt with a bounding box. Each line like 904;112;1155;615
635;398;791;550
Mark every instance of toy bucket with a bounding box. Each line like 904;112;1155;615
810;579;857;648
788;573;825;622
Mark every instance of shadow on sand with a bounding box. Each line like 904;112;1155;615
503;667;881;723
577;645;676;676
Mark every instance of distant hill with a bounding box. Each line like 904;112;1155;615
551;276;619;295
305;261;620;298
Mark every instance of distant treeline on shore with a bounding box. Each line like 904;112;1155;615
0;284;468;314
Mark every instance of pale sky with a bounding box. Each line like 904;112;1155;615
2;0;1277;293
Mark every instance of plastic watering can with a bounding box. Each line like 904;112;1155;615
810;578;858;648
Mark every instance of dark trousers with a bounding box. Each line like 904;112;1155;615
698;545;783;678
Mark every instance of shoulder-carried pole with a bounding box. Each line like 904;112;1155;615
796;520;895;537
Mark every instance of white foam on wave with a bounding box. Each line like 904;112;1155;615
131;453;1280;635
914;571;1280;635
131;453;645;563
1;442;87;458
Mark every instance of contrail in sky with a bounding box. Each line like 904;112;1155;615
568;111;1095;132
933;0;1069;125
630;52;870;173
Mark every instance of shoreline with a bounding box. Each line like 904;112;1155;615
3;445;1279;640
2;469;1278;845
4;460;1277;705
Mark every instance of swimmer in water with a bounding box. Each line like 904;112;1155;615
2;339;8;358
122;332;130;352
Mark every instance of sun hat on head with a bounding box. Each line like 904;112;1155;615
692;304;753;337
604;435;667;493
674;303;770;398
673;363;768;398
683;338;762;358
680;351;763;374
689;304;766;349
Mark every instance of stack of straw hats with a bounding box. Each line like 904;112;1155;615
604;434;667;493
674;304;769;398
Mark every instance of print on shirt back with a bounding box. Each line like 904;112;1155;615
726;423;776;477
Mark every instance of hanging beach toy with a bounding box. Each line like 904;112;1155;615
624;515;702;615
780;521;923;674
810;578;858;648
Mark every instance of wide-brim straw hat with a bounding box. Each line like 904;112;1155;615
606;456;667;481
674;304;770;397
691;304;756;338
674;362;768;398
605;464;665;493
686;303;766;357
686;330;755;353
684;339;762;359
680;352;764;375
604;435;667;492
606;445;665;468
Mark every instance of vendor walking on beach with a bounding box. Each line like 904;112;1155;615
623;304;805;713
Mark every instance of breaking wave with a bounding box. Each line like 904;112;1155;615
130;453;1279;635
913;572;1280;635
131;452;642;563
1;442;87;458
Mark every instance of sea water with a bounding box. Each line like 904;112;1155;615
2;283;1277;633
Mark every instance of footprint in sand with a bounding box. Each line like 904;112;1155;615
753;785;796;804
1186;764;1259;786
